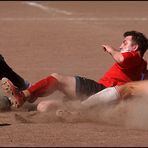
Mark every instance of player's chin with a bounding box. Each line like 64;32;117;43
0;96;11;112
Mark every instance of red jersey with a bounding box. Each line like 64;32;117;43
98;51;147;87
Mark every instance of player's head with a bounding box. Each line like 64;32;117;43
123;31;148;57
0;96;11;112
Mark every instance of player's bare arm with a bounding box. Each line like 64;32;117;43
102;44;124;63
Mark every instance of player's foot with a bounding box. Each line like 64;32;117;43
0;77;25;108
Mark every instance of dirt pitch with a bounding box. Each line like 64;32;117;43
0;1;148;147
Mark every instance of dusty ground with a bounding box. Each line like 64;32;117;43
0;1;148;147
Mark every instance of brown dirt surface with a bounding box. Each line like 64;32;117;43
0;1;148;147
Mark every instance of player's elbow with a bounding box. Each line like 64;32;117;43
114;54;124;63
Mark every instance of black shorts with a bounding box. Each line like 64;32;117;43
75;76;106;99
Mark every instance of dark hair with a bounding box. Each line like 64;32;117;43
124;31;148;57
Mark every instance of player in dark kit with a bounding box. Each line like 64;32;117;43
0;54;30;111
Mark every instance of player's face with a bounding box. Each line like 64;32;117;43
119;35;135;52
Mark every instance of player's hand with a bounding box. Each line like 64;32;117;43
102;44;114;54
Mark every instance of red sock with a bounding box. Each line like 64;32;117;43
27;76;58;103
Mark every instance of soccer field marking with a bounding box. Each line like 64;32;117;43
0;17;147;21
23;1;72;16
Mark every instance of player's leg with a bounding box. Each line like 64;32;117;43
55;84;129;114
1;74;107;109
82;80;148;109
0;55;31;111
25;73;77;102
51;73;77;98
37;76;107;112
0;54;30;90
34;73;78;112
81;87;120;109
54;80;148;118
0;73;77;108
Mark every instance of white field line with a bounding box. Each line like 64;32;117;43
0;17;147;21
23;1;72;16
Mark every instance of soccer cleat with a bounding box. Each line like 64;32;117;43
0;77;25;108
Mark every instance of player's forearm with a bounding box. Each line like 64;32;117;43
102;44;124;63
110;50;124;63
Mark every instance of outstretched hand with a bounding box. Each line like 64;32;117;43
102;44;115;54
101;44;123;63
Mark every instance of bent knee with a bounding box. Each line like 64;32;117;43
51;73;63;81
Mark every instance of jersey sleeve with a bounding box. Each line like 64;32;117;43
118;52;141;69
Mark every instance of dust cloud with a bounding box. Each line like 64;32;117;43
13;96;148;130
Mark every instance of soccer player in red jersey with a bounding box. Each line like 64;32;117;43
1;31;148;110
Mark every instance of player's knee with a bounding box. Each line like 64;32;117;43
51;73;65;83
51;73;61;80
